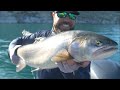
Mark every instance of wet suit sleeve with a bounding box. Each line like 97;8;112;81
8;37;23;65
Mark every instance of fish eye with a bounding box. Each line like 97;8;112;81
96;40;102;46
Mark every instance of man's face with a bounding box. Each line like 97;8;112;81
52;11;76;32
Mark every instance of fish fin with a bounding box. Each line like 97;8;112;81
51;49;73;62
16;59;26;72
22;29;32;37
31;68;40;72
34;37;46;43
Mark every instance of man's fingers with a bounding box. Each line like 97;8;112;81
79;61;90;68
56;61;80;73
56;59;90;73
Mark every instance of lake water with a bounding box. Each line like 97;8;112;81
0;23;119;79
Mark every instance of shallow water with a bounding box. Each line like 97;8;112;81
0;23;119;79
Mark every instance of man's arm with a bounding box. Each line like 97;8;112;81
8;37;23;65
8;30;52;65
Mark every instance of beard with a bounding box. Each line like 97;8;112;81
54;21;75;32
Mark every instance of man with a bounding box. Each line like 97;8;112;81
8;11;91;79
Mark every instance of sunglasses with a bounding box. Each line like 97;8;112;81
56;12;76;20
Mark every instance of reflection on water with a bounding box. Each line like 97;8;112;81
0;23;119;79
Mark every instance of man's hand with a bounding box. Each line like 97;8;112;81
78;61;91;68
56;59;90;73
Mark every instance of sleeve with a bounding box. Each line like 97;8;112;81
8;37;23;65
21;30;52;45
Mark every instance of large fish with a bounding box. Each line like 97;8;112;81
16;30;118;72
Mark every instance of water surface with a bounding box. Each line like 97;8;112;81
0;23;119;79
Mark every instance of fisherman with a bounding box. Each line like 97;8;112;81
8;11;91;79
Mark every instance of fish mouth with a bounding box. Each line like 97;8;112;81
92;46;118;60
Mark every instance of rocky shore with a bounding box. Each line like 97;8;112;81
0;11;120;24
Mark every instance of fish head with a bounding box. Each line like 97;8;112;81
90;33;118;60
68;31;118;62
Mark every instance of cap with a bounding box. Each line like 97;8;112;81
53;11;80;15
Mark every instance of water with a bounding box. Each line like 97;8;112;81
0;23;119;79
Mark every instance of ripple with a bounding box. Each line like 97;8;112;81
0;39;10;43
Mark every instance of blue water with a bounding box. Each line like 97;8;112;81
0;23;119;79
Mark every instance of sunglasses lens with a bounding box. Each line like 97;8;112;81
57;12;76;20
69;13;76;20
57;12;67;18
